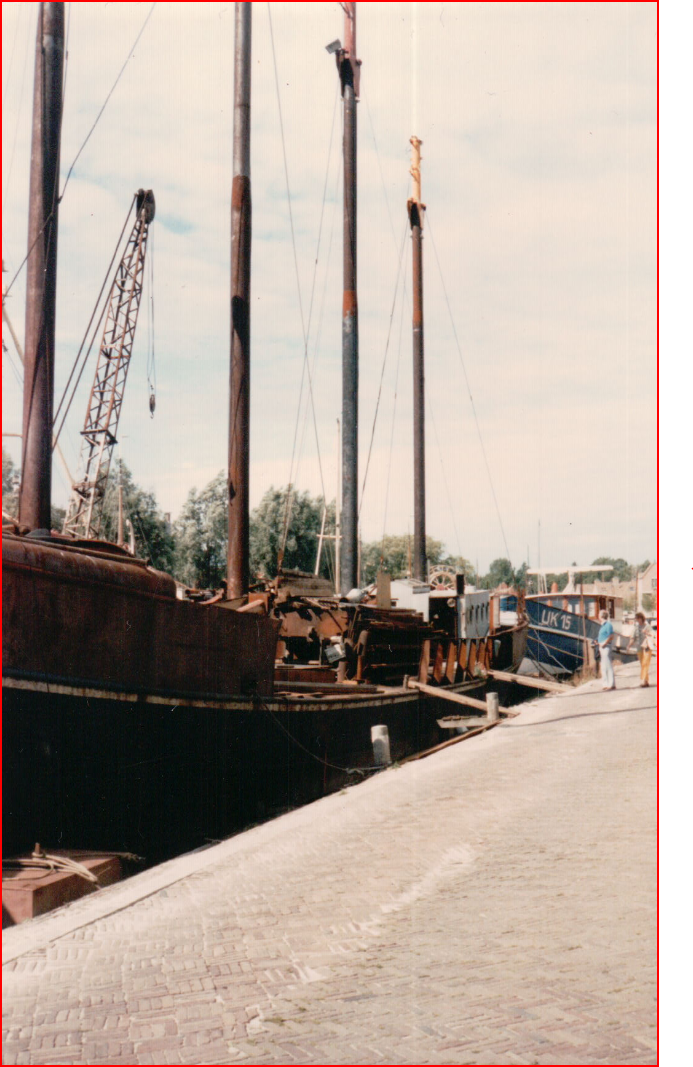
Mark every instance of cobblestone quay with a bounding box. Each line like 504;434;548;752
3;662;656;1065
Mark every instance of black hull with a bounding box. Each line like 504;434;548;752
3;682;444;864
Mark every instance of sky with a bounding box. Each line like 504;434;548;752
2;2;657;574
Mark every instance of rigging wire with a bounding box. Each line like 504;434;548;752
59;2;155;199
2;345;24;389
1;5;30;214
259;698;375;778
358;217;409;521
4;3;156;301
363;91;400;252
267;2;332;560
426;391;463;559
1;5;21;110
380;251;407;550
380;250;409;551
293;92;341;497
426;211;512;564
146;222;156;416
360;87;417;548
52;195;136;446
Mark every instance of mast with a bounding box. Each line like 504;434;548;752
331;3;361;593
408;134;426;582
227;1;252;599
18;3;65;531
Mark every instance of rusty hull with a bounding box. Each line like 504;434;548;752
2;533;279;699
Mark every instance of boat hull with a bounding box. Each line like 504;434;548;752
524;599;637;675
2;679;442;863
2;533;279;699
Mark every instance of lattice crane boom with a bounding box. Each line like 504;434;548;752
64;189;155;540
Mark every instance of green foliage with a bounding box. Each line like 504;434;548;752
2;449;19;517
51;504;66;532
591;556;633;582
173;481;335;589
174;471;228;589
101;460;175;574
360;534;446;585
438;554;478;585
641;593;654;612
249;486;334;581
483;557;515;590
513;561;529;589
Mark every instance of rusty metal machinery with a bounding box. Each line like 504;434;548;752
63;189;155;540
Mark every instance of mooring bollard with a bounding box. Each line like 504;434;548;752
371;724;391;766
486;691;500;722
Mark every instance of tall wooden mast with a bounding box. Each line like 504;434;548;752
331;2;361;594
18;3;65;531
227;1;252;599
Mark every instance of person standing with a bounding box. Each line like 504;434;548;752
627;611;656;687
598;609;616;691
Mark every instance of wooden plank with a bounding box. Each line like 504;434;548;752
403;719;499;760
445;642;458;684
274;681;381;694
418;639;431;683
408;679;490;712
432;641;445;683
486;668;570;692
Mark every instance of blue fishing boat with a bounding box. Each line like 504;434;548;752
523;592;637;677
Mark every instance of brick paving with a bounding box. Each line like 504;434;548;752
3;661;656;1065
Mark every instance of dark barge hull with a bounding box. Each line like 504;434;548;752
2;533;508;863
2;678;443;864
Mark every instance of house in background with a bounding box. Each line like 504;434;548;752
637;561;657;613
558;561;657;614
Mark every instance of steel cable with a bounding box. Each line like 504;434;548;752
426;211;513;565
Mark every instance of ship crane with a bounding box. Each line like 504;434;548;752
63;189;155;540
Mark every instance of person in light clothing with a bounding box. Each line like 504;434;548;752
598;609;615;691
627;612;656;687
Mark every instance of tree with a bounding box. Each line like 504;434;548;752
513;561;529;589
249;486;334;581
483;557;515;589
101;460;175;574
174;471;228;589
174;481;335;589
51;504;66;532
2;449;19;517
2;449;64;530
591;556;632;582
360;534;446;585
438;553;478;586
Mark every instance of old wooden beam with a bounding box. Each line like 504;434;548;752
486;669;570;693
407;679;490;712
